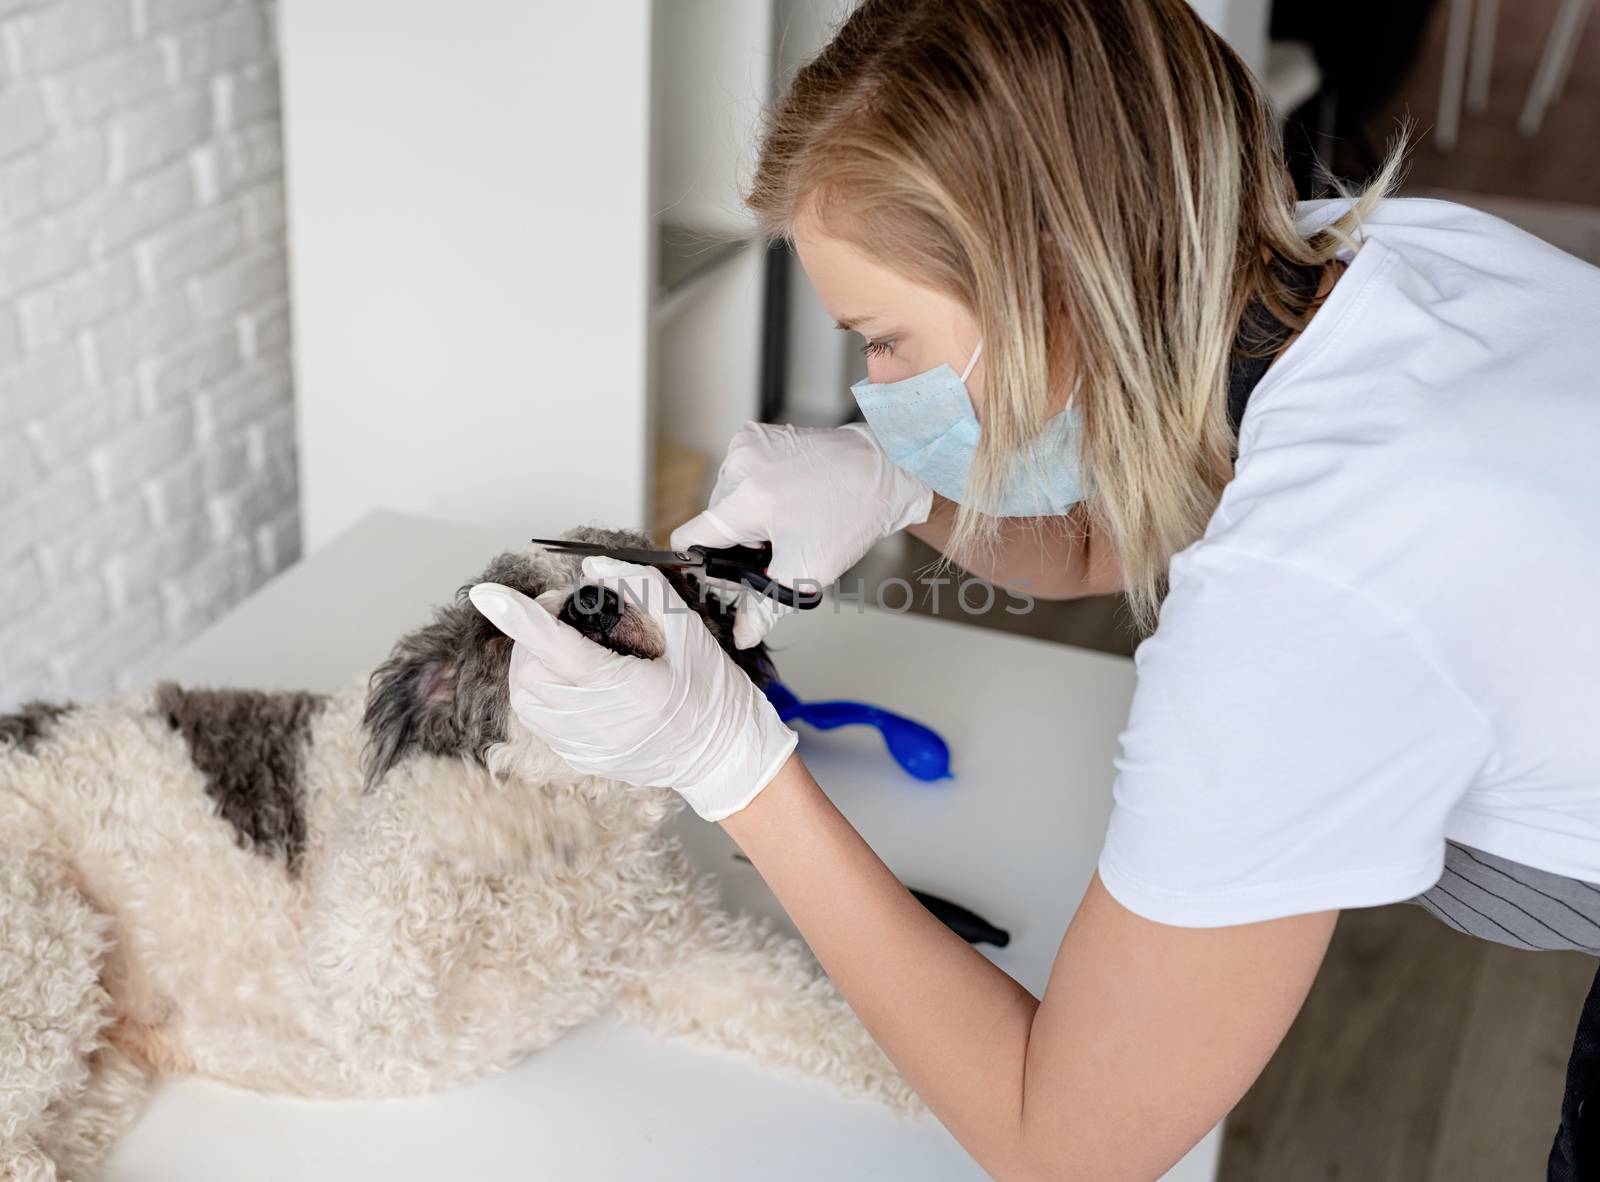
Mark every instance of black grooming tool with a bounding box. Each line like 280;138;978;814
730;853;1010;948
908;889;1011;948
530;537;824;610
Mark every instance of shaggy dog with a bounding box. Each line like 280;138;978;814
0;528;915;1181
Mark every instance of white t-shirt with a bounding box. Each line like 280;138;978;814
1096;197;1600;927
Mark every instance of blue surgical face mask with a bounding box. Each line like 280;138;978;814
849;338;1085;516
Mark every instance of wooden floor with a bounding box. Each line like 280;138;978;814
1376;0;1600;207
1224;905;1594;1181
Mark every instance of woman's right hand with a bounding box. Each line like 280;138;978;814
671;421;934;648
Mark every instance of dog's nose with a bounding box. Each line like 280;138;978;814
562;584;622;636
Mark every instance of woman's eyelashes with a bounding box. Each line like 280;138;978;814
859;336;896;358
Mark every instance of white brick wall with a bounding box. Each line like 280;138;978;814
0;0;295;709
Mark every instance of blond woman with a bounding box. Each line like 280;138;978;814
469;2;1600;1176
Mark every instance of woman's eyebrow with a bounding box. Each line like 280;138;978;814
833;316;870;332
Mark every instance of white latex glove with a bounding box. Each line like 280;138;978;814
466;557;798;822
672;421;934;648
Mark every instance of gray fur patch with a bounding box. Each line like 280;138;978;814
154;683;326;872
0;700;72;753
361;577;516;793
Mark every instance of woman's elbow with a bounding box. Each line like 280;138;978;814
1001;1108;1171;1182
987;1138;1100;1182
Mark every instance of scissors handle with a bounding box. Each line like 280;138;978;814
689;544;823;609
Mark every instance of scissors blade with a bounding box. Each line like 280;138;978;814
527;538;701;568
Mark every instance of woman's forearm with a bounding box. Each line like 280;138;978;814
722;754;1335;1181
907;497;1121;600
721;753;1048;1178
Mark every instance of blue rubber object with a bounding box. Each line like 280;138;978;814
763;680;952;782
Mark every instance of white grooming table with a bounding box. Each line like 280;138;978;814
107;510;1222;1181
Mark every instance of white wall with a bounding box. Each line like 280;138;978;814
653;245;766;464
653;0;771;236
281;0;655;552
0;0;297;710
649;0;773;481
770;0;859;429
1187;0;1271;74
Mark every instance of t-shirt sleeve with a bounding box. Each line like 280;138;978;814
1097;546;1493;927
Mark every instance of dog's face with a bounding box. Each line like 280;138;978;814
361;527;772;791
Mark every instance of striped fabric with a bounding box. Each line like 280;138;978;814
1413;842;1600;954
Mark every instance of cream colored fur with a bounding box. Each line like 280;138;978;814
0;672;916;1179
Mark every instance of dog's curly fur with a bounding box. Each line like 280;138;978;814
0;529;916;1180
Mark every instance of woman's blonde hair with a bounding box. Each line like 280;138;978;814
747;0;1404;630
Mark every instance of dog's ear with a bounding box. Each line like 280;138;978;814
361;592;513;791
679;573;775;689
361;641;455;792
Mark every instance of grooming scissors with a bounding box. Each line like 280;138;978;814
529;538;825;609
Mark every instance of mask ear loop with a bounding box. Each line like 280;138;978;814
962;338;1081;413
959;339;984;384
1064;372;1083;411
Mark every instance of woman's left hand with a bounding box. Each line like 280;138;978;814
467;558;798;821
